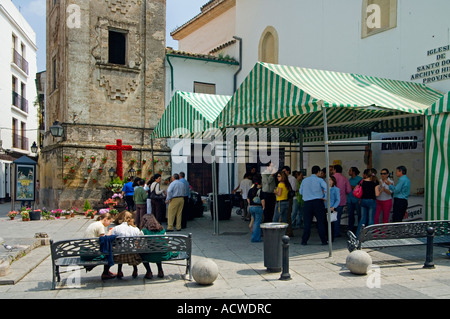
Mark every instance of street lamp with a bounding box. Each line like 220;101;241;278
50;120;64;138
128;167;136;179
31;141;38;153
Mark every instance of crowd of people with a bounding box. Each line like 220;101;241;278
120;172;191;233
233;163;412;244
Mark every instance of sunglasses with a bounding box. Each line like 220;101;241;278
380;172;388;175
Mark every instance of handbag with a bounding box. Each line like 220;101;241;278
150;184;164;200
330;211;338;223
353;180;363;199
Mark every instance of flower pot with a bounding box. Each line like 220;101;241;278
9;217;15;220
22;218;30;222
30;210;41;221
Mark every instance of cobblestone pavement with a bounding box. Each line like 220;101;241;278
0;202;449;303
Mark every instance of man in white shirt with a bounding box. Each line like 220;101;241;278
233;173;252;221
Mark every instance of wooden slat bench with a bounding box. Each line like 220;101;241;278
347;220;450;267
50;234;192;289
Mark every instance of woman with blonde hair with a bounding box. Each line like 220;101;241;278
272;171;292;223
110;211;144;279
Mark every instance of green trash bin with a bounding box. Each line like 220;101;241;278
260;223;288;272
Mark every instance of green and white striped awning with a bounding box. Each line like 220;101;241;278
152;91;231;139
214;62;443;140
425;92;450;220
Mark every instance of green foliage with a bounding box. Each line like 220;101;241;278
83;199;92;212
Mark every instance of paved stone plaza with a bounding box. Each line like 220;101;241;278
0;202;450;300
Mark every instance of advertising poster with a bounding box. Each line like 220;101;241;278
16;164;35;202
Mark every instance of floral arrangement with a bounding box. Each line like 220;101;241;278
130;158;137;164
112;193;123;199
99;208;110;215
21;211;30;221
41;209;52;220
8;211;18;219
142;159;147;164
90;155;96;162
101;156;108;163
108;208;119;217
79;155;85;162
85;209;97;218
153;158;159;165
64;154;71;161
104;198;118;206
51;209;62;218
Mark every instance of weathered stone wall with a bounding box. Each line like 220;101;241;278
40;0;168;210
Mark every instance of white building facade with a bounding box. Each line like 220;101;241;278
0;0;39;201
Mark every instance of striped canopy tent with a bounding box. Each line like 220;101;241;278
215;62;443;138
152;91;231;139
214;62;444;255
425;93;450;220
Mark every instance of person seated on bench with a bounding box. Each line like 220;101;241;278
110;211;145;279
139;214;179;279
83;213;116;280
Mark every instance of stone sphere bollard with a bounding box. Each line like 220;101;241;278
346;250;372;275
192;259;219;285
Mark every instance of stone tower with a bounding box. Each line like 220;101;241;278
41;0;168;209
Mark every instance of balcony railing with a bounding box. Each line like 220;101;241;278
12;91;28;113
12;133;29;151
13;49;29;75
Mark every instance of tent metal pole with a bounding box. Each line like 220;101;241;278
327;139;424;144
322;106;333;257
212;141;219;235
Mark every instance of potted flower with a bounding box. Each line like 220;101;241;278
63;176;69;184
90;155;96;163
109;208;119;218
142;159;147;165
79;155;85;162
157;169;163;175
130;158;137;165
137;167;142;174
85;209;97;219
83;176;88;183
7;211;18;220
70;166;76;173
70;207;79;217
104;198;118;208
64;154;71;162
87;165;92;173
92;177;98;183
41;209;51;220
164;159;170;166
101;156;108;163
62;210;71;219
112;193;123;200
147;168;153;175
98;167;103;174
21;210;30;221
153;158;159;165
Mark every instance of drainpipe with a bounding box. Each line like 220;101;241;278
233;36;242;92
166;54;174;92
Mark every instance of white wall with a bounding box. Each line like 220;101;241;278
0;0;39;153
165;56;238;106
235;0;450;93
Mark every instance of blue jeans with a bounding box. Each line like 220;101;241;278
249;206;263;242
357;199;377;236
291;200;304;228
273;200;289;223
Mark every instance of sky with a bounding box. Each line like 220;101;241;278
10;0;208;72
